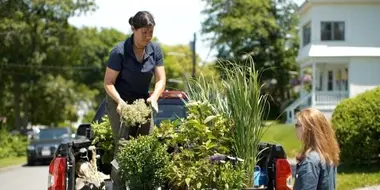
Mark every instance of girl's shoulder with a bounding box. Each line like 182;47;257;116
298;151;321;166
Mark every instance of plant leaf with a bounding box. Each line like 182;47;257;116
203;115;218;124
185;178;191;187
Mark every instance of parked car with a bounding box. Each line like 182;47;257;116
27;127;71;165
47;91;292;190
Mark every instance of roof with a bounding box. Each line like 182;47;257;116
297;0;380;15
296;45;380;62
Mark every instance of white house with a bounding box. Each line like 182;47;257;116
285;0;380;123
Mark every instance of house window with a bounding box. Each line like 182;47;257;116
328;70;333;91
302;22;311;46
321;21;345;41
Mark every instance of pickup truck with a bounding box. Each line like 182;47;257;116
47;91;292;190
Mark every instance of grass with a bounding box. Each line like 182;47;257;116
262;122;380;189
0;156;26;168
261;122;301;158
337;165;380;190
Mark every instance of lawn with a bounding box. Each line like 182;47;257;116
261;122;301;158
0;156;26;168
262;122;380;190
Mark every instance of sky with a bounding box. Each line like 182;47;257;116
68;0;304;63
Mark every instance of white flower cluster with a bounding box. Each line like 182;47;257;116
120;99;152;128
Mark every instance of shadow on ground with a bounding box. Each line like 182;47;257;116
22;161;50;167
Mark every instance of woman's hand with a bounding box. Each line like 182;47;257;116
116;99;127;114
149;65;166;113
147;94;159;112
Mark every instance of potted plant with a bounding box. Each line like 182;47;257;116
117;135;170;190
154;101;246;190
186;58;270;189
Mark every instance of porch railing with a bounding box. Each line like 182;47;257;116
315;91;349;105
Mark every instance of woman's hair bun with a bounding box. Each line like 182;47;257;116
128;16;134;26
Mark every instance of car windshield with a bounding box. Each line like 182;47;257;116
38;128;69;140
156;104;186;120
155;98;187;125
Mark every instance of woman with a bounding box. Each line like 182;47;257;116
104;11;166;144
293;108;340;190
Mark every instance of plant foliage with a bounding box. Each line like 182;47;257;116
332;87;380;166
91;116;114;164
155;101;246;189
0;128;28;159
117;135;170;190
186;58;270;186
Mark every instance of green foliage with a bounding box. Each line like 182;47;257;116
186;59;269;186
91;116;114;165
0;0;97;129
75;27;127;104
31;74;98;125
331;87;380;166
0;128;28;159
155;101;246;189
200;0;299;119
117;135;170;190
160;44;220;91
83;110;96;124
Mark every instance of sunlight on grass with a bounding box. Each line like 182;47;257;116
261;123;301;158
338;172;380;190
0;156;26;168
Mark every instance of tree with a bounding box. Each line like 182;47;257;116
0;0;96;129
201;0;299;118
75;27;127;105
160;44;219;91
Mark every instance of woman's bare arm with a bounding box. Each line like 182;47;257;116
104;67;123;104
151;65;166;98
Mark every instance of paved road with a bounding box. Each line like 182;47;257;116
0;163;49;190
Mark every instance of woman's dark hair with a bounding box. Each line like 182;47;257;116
129;11;155;30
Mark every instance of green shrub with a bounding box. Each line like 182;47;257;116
332;87;380;166
155;101;246;189
117;135;170;190
0;128;28;159
91;116;114;164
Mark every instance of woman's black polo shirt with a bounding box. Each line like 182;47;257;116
107;35;164;102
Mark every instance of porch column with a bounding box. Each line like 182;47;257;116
311;62;316;107
300;67;305;97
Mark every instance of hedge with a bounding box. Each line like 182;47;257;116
331;87;380;166
0;128;28;159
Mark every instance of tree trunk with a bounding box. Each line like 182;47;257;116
22;98;30;128
13;80;22;130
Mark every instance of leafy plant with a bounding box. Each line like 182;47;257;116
117;135;170;190
332;87;380;166
91;116;114;164
155;101;246;189
120;99;151;127
0;128;28;159
186;58;270;186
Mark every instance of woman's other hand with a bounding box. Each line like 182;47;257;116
147;94;159;112
116;99;127;114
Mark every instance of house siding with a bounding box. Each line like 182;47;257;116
349;58;380;97
297;3;380;60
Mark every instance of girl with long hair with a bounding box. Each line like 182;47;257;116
293;108;340;190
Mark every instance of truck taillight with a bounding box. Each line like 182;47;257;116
275;158;292;190
47;157;66;190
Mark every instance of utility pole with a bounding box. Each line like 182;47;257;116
190;32;196;78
